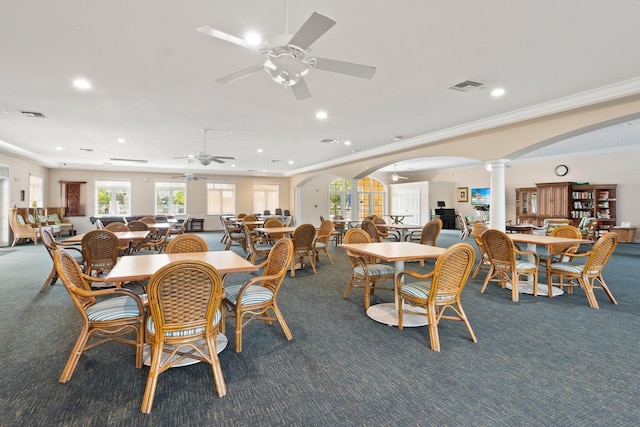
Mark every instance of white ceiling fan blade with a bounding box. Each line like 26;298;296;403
313;57;376;79
216;64;263;84
291;78;312;100
196;26;256;50
288;12;336;50
213;156;235;160
210;157;226;164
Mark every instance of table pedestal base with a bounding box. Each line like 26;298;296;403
143;333;228;367
366;303;428;327
505;282;565;297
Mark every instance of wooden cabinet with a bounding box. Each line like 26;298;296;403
515;187;538;225
516;182;618;228
571;184;617;230
536;182;572;219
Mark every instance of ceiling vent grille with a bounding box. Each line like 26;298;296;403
320;138;338;144
449;80;485;92
109;158;148;164
21;111;46;118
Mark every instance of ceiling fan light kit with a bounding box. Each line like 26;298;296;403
198;11;376;100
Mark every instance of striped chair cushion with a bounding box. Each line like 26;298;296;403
225;284;273;306
147;309;222;337
315;242;326;249
549;262;593;274
255;243;273;251
400;280;456;301
354;264;395;277
86;296;141;321
515;260;537;270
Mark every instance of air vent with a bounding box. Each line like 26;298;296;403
270;159;281;163
109;158;148;164
449;80;485;92
320;138;338;144
21;111;46;118
79;148;93;152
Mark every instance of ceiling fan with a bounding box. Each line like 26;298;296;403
174;129;235;166
391;165;408;182
197;8;376;100
172;159;207;181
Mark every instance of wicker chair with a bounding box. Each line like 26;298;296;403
538;225;582;273
331;214;346;245
243;223;273;263
141;260;226;413
9;207;38;246
414;218;443;266
127;220;149;232
342;228;395;309
263;217;285;243
166;234;208;254
480;229;539;302
396;243;477;352
95;219;105;229
547;232;618;309
373;216;398;241
290;223;317;277
46;208;75;236
222;217;246;251
222;238;294;353
456;214;470;239
81;229;120;278
137;225;172;253
53;248;145;384
40;227;84;293
360;218;381;242
470;222;490;279
105;222;130;232
139;216;157;225
313;219;334;264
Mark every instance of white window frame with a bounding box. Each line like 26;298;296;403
29;174;44;208
95;179;131;215
155;181;186;215
253;183;279;214
207;182;236;215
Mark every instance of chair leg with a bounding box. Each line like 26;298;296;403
272;303;293;341
427;304;440;352
596;275;617;305
457;301;477;343
581;276;600;309
141;343;163;413
343;277;355;299
235;312;243;353
480;266;495;293
59;327;90;383
40;267;59;292
206;335;227;397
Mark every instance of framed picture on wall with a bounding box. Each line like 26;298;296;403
457;187;468;202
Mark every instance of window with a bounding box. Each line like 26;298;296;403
155;182;186;215
207;182;236;214
329;177;385;220
96;180;131;215
29;174;43;208
253;184;278;213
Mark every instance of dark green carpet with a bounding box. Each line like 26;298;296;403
1;230;639;426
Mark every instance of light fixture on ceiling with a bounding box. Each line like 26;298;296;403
491;87;506;97
316;111;328;120
73;78;92;90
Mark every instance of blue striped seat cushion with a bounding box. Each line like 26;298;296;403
86;296;141;321
147;309;222;337
315;242;326;249
255;243;273;251
549;261;593;274
400;280;456;301
225;284;273;305
354;264;395;277
515;260;537;270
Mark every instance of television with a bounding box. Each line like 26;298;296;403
471;188;490;206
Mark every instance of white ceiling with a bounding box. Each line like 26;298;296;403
2;0;640;177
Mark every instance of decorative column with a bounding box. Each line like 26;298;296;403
486;159;510;231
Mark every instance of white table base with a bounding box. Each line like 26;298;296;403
366;302;428;327
505;282;565;297
143;333;228;367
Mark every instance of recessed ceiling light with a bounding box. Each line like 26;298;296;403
117;138;125;143
316;111;328;120
288;160;294;164
231;164;236;167
343;140;351;146
73;78;92;90
491;88;506;97
257;148;263;153
55;147;63;151
244;31;262;46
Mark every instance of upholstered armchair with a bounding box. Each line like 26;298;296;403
9;208;38;246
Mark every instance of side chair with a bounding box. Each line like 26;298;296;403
342;228;395;309
53;248;145;384
165;233;208;253
222;238;294;353
313;219;335;264
142;260;226;413
40;227;83;293
470;222;490;279
547;232;618;309
396;243;477;352
481;228;539;302
290;223;317;277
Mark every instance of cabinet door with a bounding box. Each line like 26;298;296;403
538;184;569;217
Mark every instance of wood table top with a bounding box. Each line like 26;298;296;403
105;250;258;283
253;226;298;234
63;230;150;244
376;224;422;230
339;241;445;262
508;234;588;246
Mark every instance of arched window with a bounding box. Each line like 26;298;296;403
329;177;385;220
